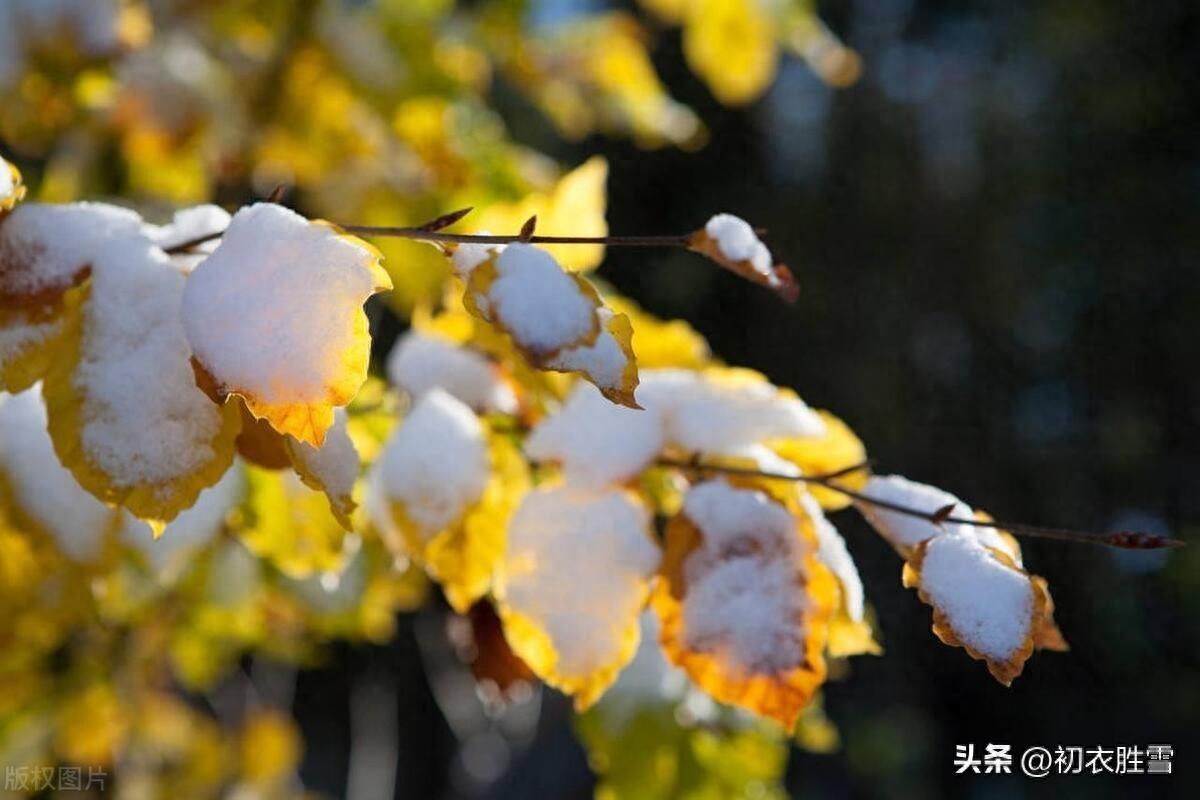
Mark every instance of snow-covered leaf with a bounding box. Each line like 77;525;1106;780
856;474;1020;560
0;202;142;307
653;478;836;728
689;214;796;299
525;381;663;488
181;203;391;447
902;530;1063;685
642;368;825;454
1;154;24;213
374;389;526;611
42;233;240;526
462;243;639;407
494;486;660;709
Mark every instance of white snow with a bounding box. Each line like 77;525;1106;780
640;369;826;454
678;479;814;674
122;461;244;575
917;531;1034;662
146;204;231;270
180;203;386;407
0;202;143;301
0;387;115;561
801;492;864;622
377;389;489;538
543;307;629;391
74;233;226;492
386;330;517;414
857;474;1015;558
704;214;776;285
451;236;502;278
487;244;595;357
0;157;13;199
525;382;662;487
525;370;825;487
497;486;659;679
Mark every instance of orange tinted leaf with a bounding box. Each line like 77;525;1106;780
653;479;836;728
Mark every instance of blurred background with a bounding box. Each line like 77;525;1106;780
2;0;1198;798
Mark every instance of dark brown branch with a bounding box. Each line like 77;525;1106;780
657;458;1185;550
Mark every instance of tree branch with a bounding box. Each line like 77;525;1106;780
656;457;1185;550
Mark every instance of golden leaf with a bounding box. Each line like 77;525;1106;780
653;478;837;728
683;0;779;106
902;534;1063;685
43;282;241;528
181;204;391;448
472;157;609;272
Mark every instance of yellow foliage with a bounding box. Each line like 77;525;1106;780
388;433;528;613
238;466;350;578
472;157;609;272
56;683;129;766
684;0;779;106
239;709;302;788
606;295;711;369
42;288;241;527
653;480;837;729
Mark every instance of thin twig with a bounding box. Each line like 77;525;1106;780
657;457;1185;550
163;227;695;255
338;226;695;248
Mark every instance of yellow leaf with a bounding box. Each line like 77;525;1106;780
56;683;128;767
388;432;529;613
0;298;72;394
653;478;836;728
606;295;711;369
181;204;391;448
238;465;350;578
684;0;779;106
240;710;302;788
472;157;608;272
494;486;660;709
43;267;241;526
826;607;883;658
285;409;360;531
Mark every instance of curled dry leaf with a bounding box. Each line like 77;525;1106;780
181;203;392;447
653;478;837;728
902;531;1065;685
688;214;798;301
